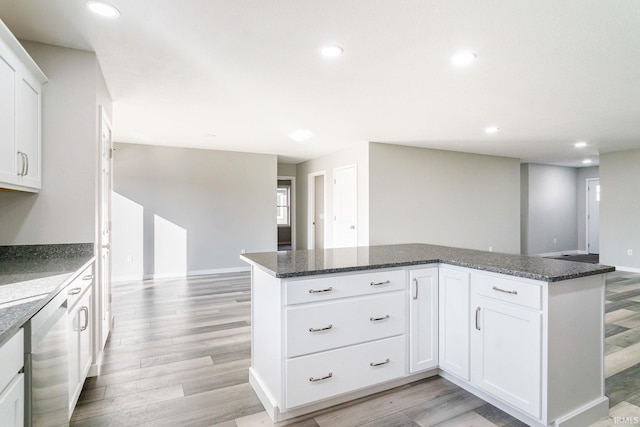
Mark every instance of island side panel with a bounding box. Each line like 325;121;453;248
250;266;283;410
546;274;608;422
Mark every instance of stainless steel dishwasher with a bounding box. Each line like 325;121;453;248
24;287;69;427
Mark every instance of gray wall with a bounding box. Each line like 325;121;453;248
0;42;110;245
369;143;521;253
576;166;599;252
112;143;277;279
296;143;369;249
520;164;578;255
600;149;640;270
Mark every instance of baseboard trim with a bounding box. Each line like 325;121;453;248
614;265;640;273
534;250;587;258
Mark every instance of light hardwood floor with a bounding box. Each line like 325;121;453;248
70;270;640;426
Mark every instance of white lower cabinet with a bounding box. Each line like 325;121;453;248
438;267;470;380
68;266;94;416
286;336;405;408
409;268;438;373
471;293;542;418
0;329;24;427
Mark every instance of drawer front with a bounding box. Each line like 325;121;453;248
0;329;24;394
285;270;405;305
67;263;94;308
285;335;406;409
472;273;542;310
286;292;406;358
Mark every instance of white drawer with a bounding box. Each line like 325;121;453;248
472;273;542;310
66;263;94;309
285;335;406;409
285;292;406;357
0;329;24;394
285;269;405;305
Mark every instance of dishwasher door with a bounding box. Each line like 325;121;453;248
27;289;69;427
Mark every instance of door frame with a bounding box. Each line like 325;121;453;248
277;175;296;250
585;178;599;254
307;171;326;250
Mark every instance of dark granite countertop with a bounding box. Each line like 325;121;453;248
240;243;615;282
0;244;95;346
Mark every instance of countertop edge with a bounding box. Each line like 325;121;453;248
0;256;96;347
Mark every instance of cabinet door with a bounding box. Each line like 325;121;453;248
409;268;438;373
79;289;93;380
69;289;93;414
15;74;41;189
471;295;542;418
0;53;17;183
438;268;470;380
0;374;24;427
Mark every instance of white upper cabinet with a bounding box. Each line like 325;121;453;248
0;19;47;192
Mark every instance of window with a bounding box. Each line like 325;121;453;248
277;186;290;225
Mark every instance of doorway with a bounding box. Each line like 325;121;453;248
586;178;600;254
277;177;295;250
308;172;325;250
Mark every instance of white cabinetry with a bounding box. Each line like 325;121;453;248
409;267;438;373
0;19;47;192
438;267;470;380
471;286;542;417
0;329;24;427
68;264;94;416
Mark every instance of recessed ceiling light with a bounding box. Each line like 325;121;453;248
484;126;500;134
204;133;216;138
320;45;343;58
582;159;593;164
289;129;313;142
87;1;120;18
451;51;476;67
574;141;587;148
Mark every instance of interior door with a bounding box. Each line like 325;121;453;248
333;164;357;248
587;179;600;254
98;107;113;351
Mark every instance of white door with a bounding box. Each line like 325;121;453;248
314;174;325;250
471;295;542;418
333;164;357;248
98;107;113;351
409;268;439;373
587;179;600;254
438;268;470;380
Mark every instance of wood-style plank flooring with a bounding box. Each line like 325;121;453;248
70;270;640;426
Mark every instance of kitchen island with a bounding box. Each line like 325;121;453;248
241;243;615;427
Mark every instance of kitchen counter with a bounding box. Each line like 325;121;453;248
240;243;615;282
0;244;94;346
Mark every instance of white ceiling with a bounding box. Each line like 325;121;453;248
1;1;639;165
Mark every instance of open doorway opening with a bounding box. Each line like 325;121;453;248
307;171;325;250
277;177;295;251
586;178;600;255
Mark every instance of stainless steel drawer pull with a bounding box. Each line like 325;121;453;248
370;314;390;322
68;287;82;295
80;306;89;331
309;373;333;382
475;307;481;330
82;274;94;281
413;278;419;299
370;358;390;367
308;287;333;294
492;286;518;295
309;324;333;332
370;280;390;286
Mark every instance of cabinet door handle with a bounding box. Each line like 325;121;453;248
17;152;25;176
475;307;481;330
309;324;333;332
492;286;518;295
82;274;94;281
24;153;29;176
370;280;390;287
413;278;419;300
370;314;390;322
308;287;333;294
80;306;89;331
370;358;390;367
68;287;82;295
309;372;333;382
